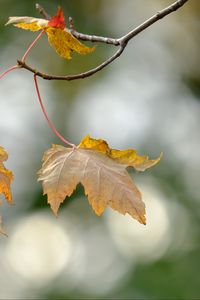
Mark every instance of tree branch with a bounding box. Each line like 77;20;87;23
35;3;50;19
18;46;125;81
119;0;189;45
18;0;188;81
69;29;120;46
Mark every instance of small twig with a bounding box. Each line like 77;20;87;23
35;3;50;19
18;46;125;81
70;30;120;46
118;0;189;45
70;0;188;45
69;17;76;31
19;0;189;81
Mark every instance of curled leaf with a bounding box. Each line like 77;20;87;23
79;135;162;171
6;7;95;59
5;17;48;31
38;135;162;224
46;28;95;59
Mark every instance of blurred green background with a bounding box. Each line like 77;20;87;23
0;0;200;299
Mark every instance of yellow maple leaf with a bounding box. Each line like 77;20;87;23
0;146;13;236
5;7;95;60
46;27;95;60
0;146;13;203
79;135;162;171
38;135;162;225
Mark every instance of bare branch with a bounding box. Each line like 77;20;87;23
69;17;76;31
19;0;189;81
69;30;120;46
17;46;125;80
119;0;189;44
68;0;189;46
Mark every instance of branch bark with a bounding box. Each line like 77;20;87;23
35;3;50;19
18;0;189;81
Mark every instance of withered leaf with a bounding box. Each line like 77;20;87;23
0;146;13;236
6;7;95;60
38;135;162;224
0;146;13;203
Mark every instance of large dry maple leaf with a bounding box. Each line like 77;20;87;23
6;7;95;60
38;135;162;224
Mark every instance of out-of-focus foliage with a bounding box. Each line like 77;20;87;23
0;0;200;299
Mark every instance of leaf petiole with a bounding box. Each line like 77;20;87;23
0;31;45;80
34;74;76;148
22;30;45;63
0;65;19;80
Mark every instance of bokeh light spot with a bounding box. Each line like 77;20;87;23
6;213;71;285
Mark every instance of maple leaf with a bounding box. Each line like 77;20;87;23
5;7;95;60
0;146;13;236
0;146;13;203
38;135;162;224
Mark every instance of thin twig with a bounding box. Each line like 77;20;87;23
70;0;189;45
70;28;120;45
119;0;189;45
35;3;50;19
19;0;188;81
18;46;125;80
69;17;76;31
